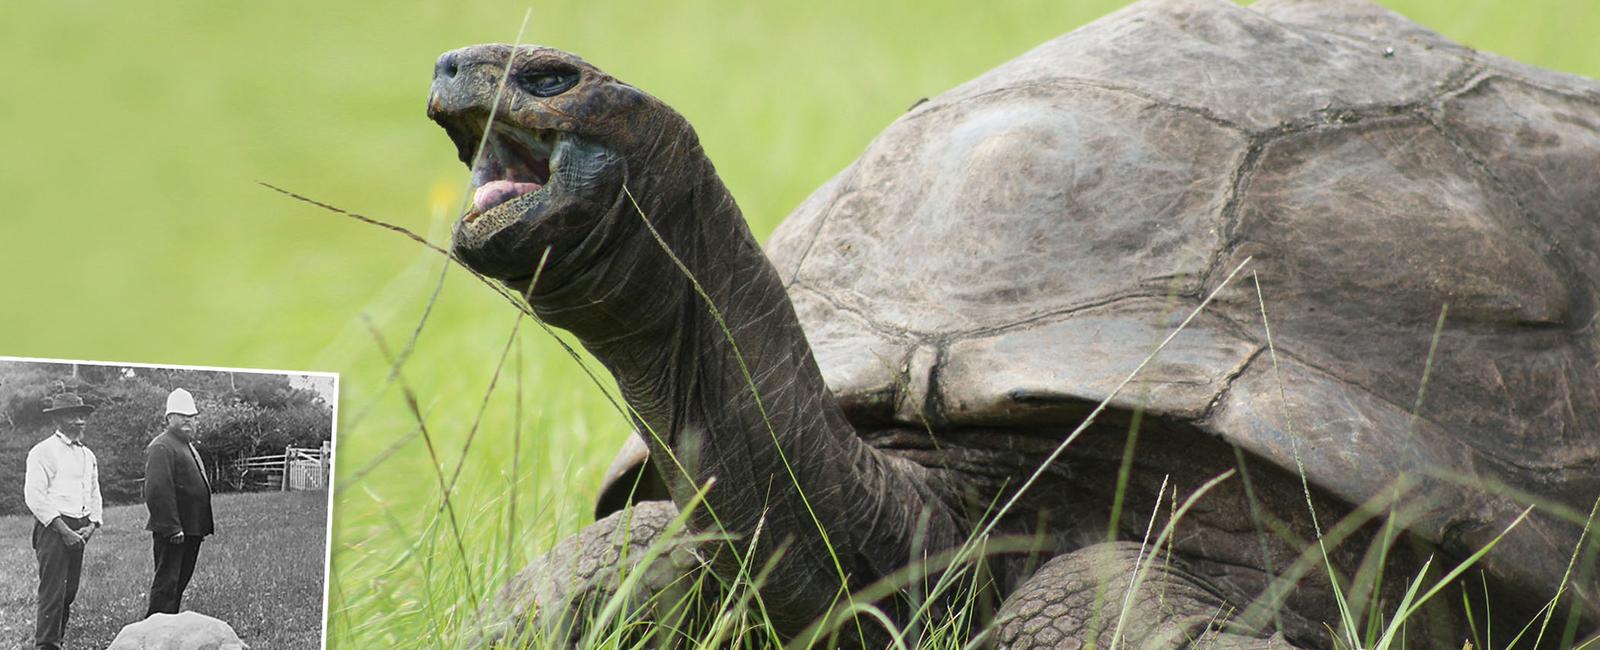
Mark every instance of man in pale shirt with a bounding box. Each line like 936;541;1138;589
23;393;103;650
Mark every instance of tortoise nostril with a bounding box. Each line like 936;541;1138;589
435;52;460;79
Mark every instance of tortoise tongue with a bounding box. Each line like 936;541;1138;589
472;179;542;213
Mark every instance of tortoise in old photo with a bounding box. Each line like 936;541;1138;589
427;0;1600;646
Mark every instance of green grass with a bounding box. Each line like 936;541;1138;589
2;0;1598;648
0;490;329;649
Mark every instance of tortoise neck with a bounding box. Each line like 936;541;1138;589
545;165;960;638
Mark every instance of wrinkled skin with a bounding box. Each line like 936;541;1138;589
432;0;1600;647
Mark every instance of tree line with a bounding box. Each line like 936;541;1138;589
0;359;334;516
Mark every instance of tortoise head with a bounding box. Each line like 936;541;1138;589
428;45;697;285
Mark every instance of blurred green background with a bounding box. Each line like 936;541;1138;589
2;0;1596;646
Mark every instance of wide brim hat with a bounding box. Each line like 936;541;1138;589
41;393;95;416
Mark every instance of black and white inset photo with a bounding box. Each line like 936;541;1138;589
0;356;337;649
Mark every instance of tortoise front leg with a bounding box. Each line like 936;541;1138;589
993;542;1300;649
474;501;715;648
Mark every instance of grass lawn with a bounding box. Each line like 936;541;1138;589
0;491;329;649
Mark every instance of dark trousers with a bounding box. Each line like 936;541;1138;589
33;515;88;650
146;534;203;616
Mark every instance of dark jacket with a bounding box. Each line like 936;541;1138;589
144;431;214;537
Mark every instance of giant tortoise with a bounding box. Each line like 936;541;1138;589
426;0;1600;646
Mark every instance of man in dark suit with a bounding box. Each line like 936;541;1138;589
143;387;214;616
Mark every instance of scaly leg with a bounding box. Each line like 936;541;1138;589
994;542;1299;649
474;501;713;648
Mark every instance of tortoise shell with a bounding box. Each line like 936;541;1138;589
763;0;1600;617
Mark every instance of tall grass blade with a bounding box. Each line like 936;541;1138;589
1104;474;1170;649
1378;506;1534;649
1538;494;1599;649
1111;470;1237;649
1405;304;1450;439
361;315;480;605
507;335;524;593
1372;555;1434;650
581;479;718;648
973;257;1253;544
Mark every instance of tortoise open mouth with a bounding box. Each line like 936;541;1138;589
455;117;561;224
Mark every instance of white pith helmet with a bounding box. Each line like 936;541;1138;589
165;388;199;416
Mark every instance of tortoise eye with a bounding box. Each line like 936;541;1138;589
520;71;579;98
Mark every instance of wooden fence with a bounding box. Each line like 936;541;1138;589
226;441;331;491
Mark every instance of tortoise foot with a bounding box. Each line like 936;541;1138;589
473;501;713;648
994;542;1300;649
